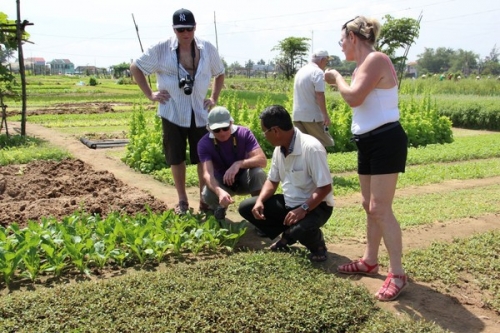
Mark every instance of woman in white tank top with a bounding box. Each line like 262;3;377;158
324;15;409;302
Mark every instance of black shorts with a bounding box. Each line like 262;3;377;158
355;123;408;175
161;114;207;165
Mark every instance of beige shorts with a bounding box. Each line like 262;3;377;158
293;121;335;147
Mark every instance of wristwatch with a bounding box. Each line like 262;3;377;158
300;203;309;213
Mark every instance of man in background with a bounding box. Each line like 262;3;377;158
293;49;334;147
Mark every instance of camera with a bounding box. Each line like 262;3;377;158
178;74;194;95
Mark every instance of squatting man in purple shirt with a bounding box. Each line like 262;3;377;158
197;106;267;222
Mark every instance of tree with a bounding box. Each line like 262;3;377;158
0;40;15;64
1;12;30;135
112;62;131;78
336;60;357;76
257;59;266;65
480;45;500;75
450;49;479;75
327;55;342;68
326;55;355;76
415;44;500;76
377;14;420;78
481;60;500;76
272;37;310;80
416;47;455;74
0;12;23;80
220;57;228;72
244;59;254;78
228;61;242;77
0;13;22;53
1;11;32;136
487;44;499;62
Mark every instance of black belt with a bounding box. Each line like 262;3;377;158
352;121;400;141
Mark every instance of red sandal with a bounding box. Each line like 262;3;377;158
337;258;379;276
376;273;408;301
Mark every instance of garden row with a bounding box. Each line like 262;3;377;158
0;208;246;287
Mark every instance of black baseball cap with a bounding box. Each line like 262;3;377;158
172;8;196;28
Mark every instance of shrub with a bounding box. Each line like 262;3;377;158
122;104;166;173
437;99;500;130
400;94;454;147
329;93;453;152
88;77;98;86
116;77;133;85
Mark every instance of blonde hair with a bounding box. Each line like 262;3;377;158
342;16;380;45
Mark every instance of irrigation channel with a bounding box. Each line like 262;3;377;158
79;137;129;149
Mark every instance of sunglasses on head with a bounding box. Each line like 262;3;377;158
176;27;194;33
342;16;362;35
212;126;230;133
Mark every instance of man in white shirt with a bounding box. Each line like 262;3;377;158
239;105;334;262
293;50;334;147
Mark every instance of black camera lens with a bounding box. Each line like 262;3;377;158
179;75;194;95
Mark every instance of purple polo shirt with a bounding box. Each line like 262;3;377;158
197;126;261;179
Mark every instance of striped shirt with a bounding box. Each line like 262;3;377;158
135;36;225;128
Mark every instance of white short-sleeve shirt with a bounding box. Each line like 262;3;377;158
293;62;325;122
268;129;334;208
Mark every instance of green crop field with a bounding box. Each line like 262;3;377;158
1;74;499;332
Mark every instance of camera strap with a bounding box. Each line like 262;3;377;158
176;40;197;83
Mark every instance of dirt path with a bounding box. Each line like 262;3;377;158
14;121;500;333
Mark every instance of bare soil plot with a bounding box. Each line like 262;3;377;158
0;159;168;228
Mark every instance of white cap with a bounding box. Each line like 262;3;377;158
312;49;332;59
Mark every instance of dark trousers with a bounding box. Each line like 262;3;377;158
238;194;333;252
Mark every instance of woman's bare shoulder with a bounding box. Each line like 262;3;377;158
366;51;390;62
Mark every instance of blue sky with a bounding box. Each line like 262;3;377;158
3;0;499;68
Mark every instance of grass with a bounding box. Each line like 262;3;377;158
333;158;500;196
0;135;71;166
186;133;500;183
402;230;500;313
328;134;500;174
6;76;289;111
10;112;137;128
0;253;445;332
326;184;500;240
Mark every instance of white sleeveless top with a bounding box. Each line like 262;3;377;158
351;55;400;135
